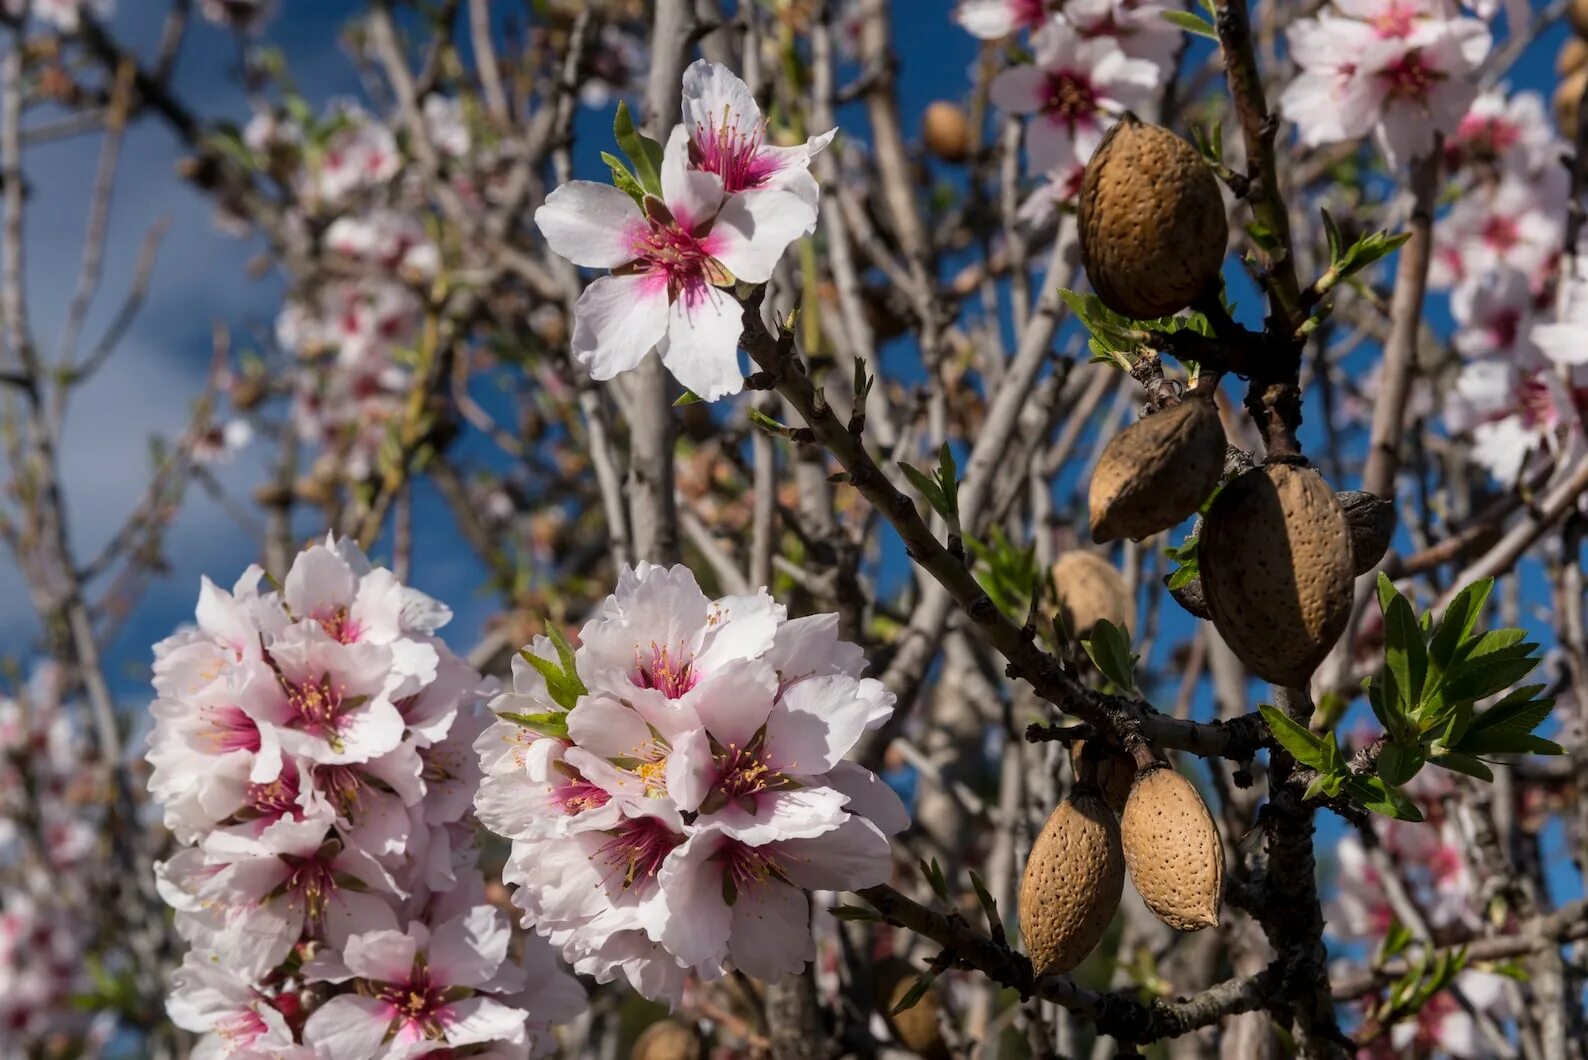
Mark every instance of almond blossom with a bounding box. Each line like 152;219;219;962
1280;0;1490;167
198;0;275;30
953;0;1049;39
146;536;580;1057
989;19;1160;173
474;563;908;1005
535;127;815;401
1430;169;1566;290
681;60;834;215
2;0;112;30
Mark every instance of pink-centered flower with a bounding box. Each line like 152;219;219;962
681;60;833;216
989;20;1160;172
535;128;814;401
302;906;549;1059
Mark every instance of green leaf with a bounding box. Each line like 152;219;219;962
1376;740;1425;786
673;390;704;406
1083;619;1138;693
919;857;952;903
600;150;646;205
1429;578;1493;667
1428;747;1494;781
1160;8;1219;38
1377;920;1414;964
829;904;884;923
1321;208;1344;263
1346;775;1425;822
498;709;570;740
969;869;1006;943
1259;704;1330;771
899;461;947;519
1378;574;1427;714
613;100;663;196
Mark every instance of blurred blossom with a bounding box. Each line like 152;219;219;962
989;19;1161;173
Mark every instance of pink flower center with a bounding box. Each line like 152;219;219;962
632;643;698;699
1013;0;1049;31
276;671;358;750
279;851;339;927
1486;307;1521;351
597;816;683;890
722;840;782;901
216;1008;270;1045
376;967;451;1042
690;116;779;193
312;606;363;644
204;704;263;754
314;764;369;819
552;777;612;817
1481;214;1519;254
1453;115;1520;159
1041;71;1099;128
247;765;303;821
1516;374;1558;430
1377;50;1442;102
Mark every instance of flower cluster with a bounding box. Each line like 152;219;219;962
147;536;583;1058
963;0;1178;216
1280;0;1491;168
474;563;908;1005
535;61;829;402
1432;85;1584;485
236;99;460;481
0;676;114;1056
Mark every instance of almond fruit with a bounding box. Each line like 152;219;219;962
923;101;973;163
632;1019;704;1060
874;957;950;1060
1051;550;1135;638
1199;462;1353;687
1572;0;1588;38
1078;115;1227;320
1558;69;1587;135
1120;765;1223;932
1070;740;1135;815
1089;395;1224;544
1019;788;1125;976
1560;37;1588;76
1336;489;1395;576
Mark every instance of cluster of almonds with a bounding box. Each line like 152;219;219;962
1019;745;1225;975
1016;115;1407;974
1078;116;1392;687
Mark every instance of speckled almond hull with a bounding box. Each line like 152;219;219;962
1078;116;1227;321
1089;396;1225;544
873;958;950;1060
1019;790;1124;976
1051;550;1135;639
1121;766;1224;932
1199;462;1354;688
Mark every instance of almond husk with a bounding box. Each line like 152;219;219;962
1089;396;1225;544
1120;765;1223;932
1019;788;1125;975
1051;550;1136;639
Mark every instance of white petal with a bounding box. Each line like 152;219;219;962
534;182;645;268
662;125;725;230
728;879;814;982
441;996;531;1047
303;995;393;1060
765;675;877;774
681;60;762;138
822;761;911;835
660;283;745;401
571;273;671;382
990;66;1046;115
430;905;511;988
705;189;814;285
777;816;894;891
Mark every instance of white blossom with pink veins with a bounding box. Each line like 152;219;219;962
1280;1;1490;168
1430;168;1566;289
475;564;908;1004
167;957;298;1060
314;103;401;206
1451;267;1541;364
1066;0;1181;68
990;19;1160;173
1444;360;1585;484
953;0;1049;39
536;126;815;400
682;61;834;218
302;904;578;1059
1444;87;1559;174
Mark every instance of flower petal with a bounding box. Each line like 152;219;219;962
705;189;814;285
659;283;745;401
571;273;671;382
534;182;645;268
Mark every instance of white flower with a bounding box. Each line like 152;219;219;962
535;128;815;400
5;0;112;31
1280;4;1491;167
422;94;471;159
1445;87;1560;174
1451;267;1540;363
1431;169;1566;289
953;0;1049;39
475;564;906;1004
198;0;276;30
167;956;296;1058
681;60;833;216
325;210;439;278
989;20;1160;173
1066;0;1181;68
303;905;575;1059
314;103;400;206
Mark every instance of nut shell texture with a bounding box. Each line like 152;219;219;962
1019;790;1125;976
1089;396;1224;543
1199;463;1354;687
632;1020;704;1060
874;958;950;1060
1121;766;1224;932
1051;551;1136;638
1079;117;1227;320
